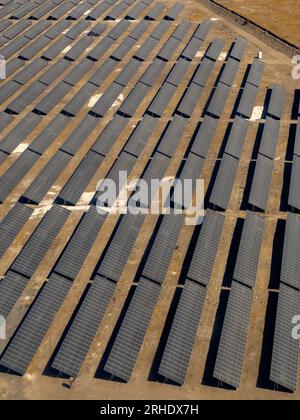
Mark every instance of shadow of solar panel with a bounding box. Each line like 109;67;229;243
209;154;239;210
118;82;150;117
104;277;161;381
219;57;240;87
124;115;158;157
258;117;280;160
0;149;40;203
192;57;215;87
205;37;224;61
6;81;47;115
22;150;72;204
89;82;124;117
34;82;72;115
11;205;70;279
158;280;206;384
157;115;187;158
191;115;218;158
146;3;164;20
64;59;94;87
0;274;72;375
233;212;265;288
54;207;107;281
246;59;265;87
176;82;203;118
236;82;259;119
187;210;225;285
267;84;286;119
111;36;136;61
134;36;158;61
164;2;184;20
224;116;249;159
166;58;191;87
98;214;145;282
207;82;231;118
0;271;29;318
248;155;273;211
229;37;247;61
280;212;300;290
14;59;48;86
0;203;33;258
92;115;129;156
288;155;300;211
87;37;115;61
51;276;116;377
58;151;104;206
172;21;191;41
115;58;141;87
140;59;166;87
29;113;70;155
147;82;177;118
213;281;253;388
142;214;185;284
181;36;203;61
0;113;42;155
270;283;300;391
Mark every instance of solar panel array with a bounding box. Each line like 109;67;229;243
0;0;298;398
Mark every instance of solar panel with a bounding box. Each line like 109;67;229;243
111;37;136;61
42;37;72;61
258;117;280;160
280;212;300;290
150;20;171;40
92;115;129;157
89;82;124;117
45;21;71;39
0;274;72;375
224;117;249;159
19;36;49;60
87;37;115;61
176;82;203;118
86;2;110;20
157;36;181;61
0;150;40;203
64;59;94;87
115;59;141;87
158;280;207;384
38;58;71;86
0;81;20;105
293;120;300;157
63;82;98;117
24;21;51;40
209;154;239;210
21;150;71;205
270;283;300;391
166;58;191;87
13;58;48;85
192;57;215;87
233;212;265;288
124;115;158;157
205;37;225;61
104;277;161;381
219;57;240;87
125;1;147;20
133;35;158;61
187;210;225;285
65;37;95;61
6;81;47;115
181;36;203;61
157;115;187;158
51;276;116;377
147;82;177;118
107;20;130;40
191;115;219;158
207;83;231;118
146;3;165;20
118;82;150;117
53;207;107;281
58;151;104;206
213;281;253;388
164;2;184;21
33;82;72;116
267;84;286;119
0;203;33;258
11;205;70;279
97;214;145;282
105;2;129;20
230;37;247;61
128;20;150;40
142;214;185;284
236;82;259;119
176;153;205;196
171;21;192;41
288;155;300;211
3;20;32;39
0;271;29;318
140;59;166;87
246;59;265;87
0;111;13;132
248;155;273;211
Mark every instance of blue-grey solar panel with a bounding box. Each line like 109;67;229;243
224;117;249;159
124;115;158;157
147;82;177;118
280;212;300;291
210;154;239;210
230;37;247;61
0;271;29;318
176;82;203;118
207;83;231;118
248;155;273;211
288;155;300;210
267;84;286;119
191;115;218;158
236;82;259;119
92;115;129;157
157;115;187;158
258;117;280;160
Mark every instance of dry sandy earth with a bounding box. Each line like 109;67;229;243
0;0;299;401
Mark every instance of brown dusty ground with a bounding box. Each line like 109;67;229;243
0;0;299;401
215;0;300;46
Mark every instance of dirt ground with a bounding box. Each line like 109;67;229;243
0;0;299;400
215;0;300;46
